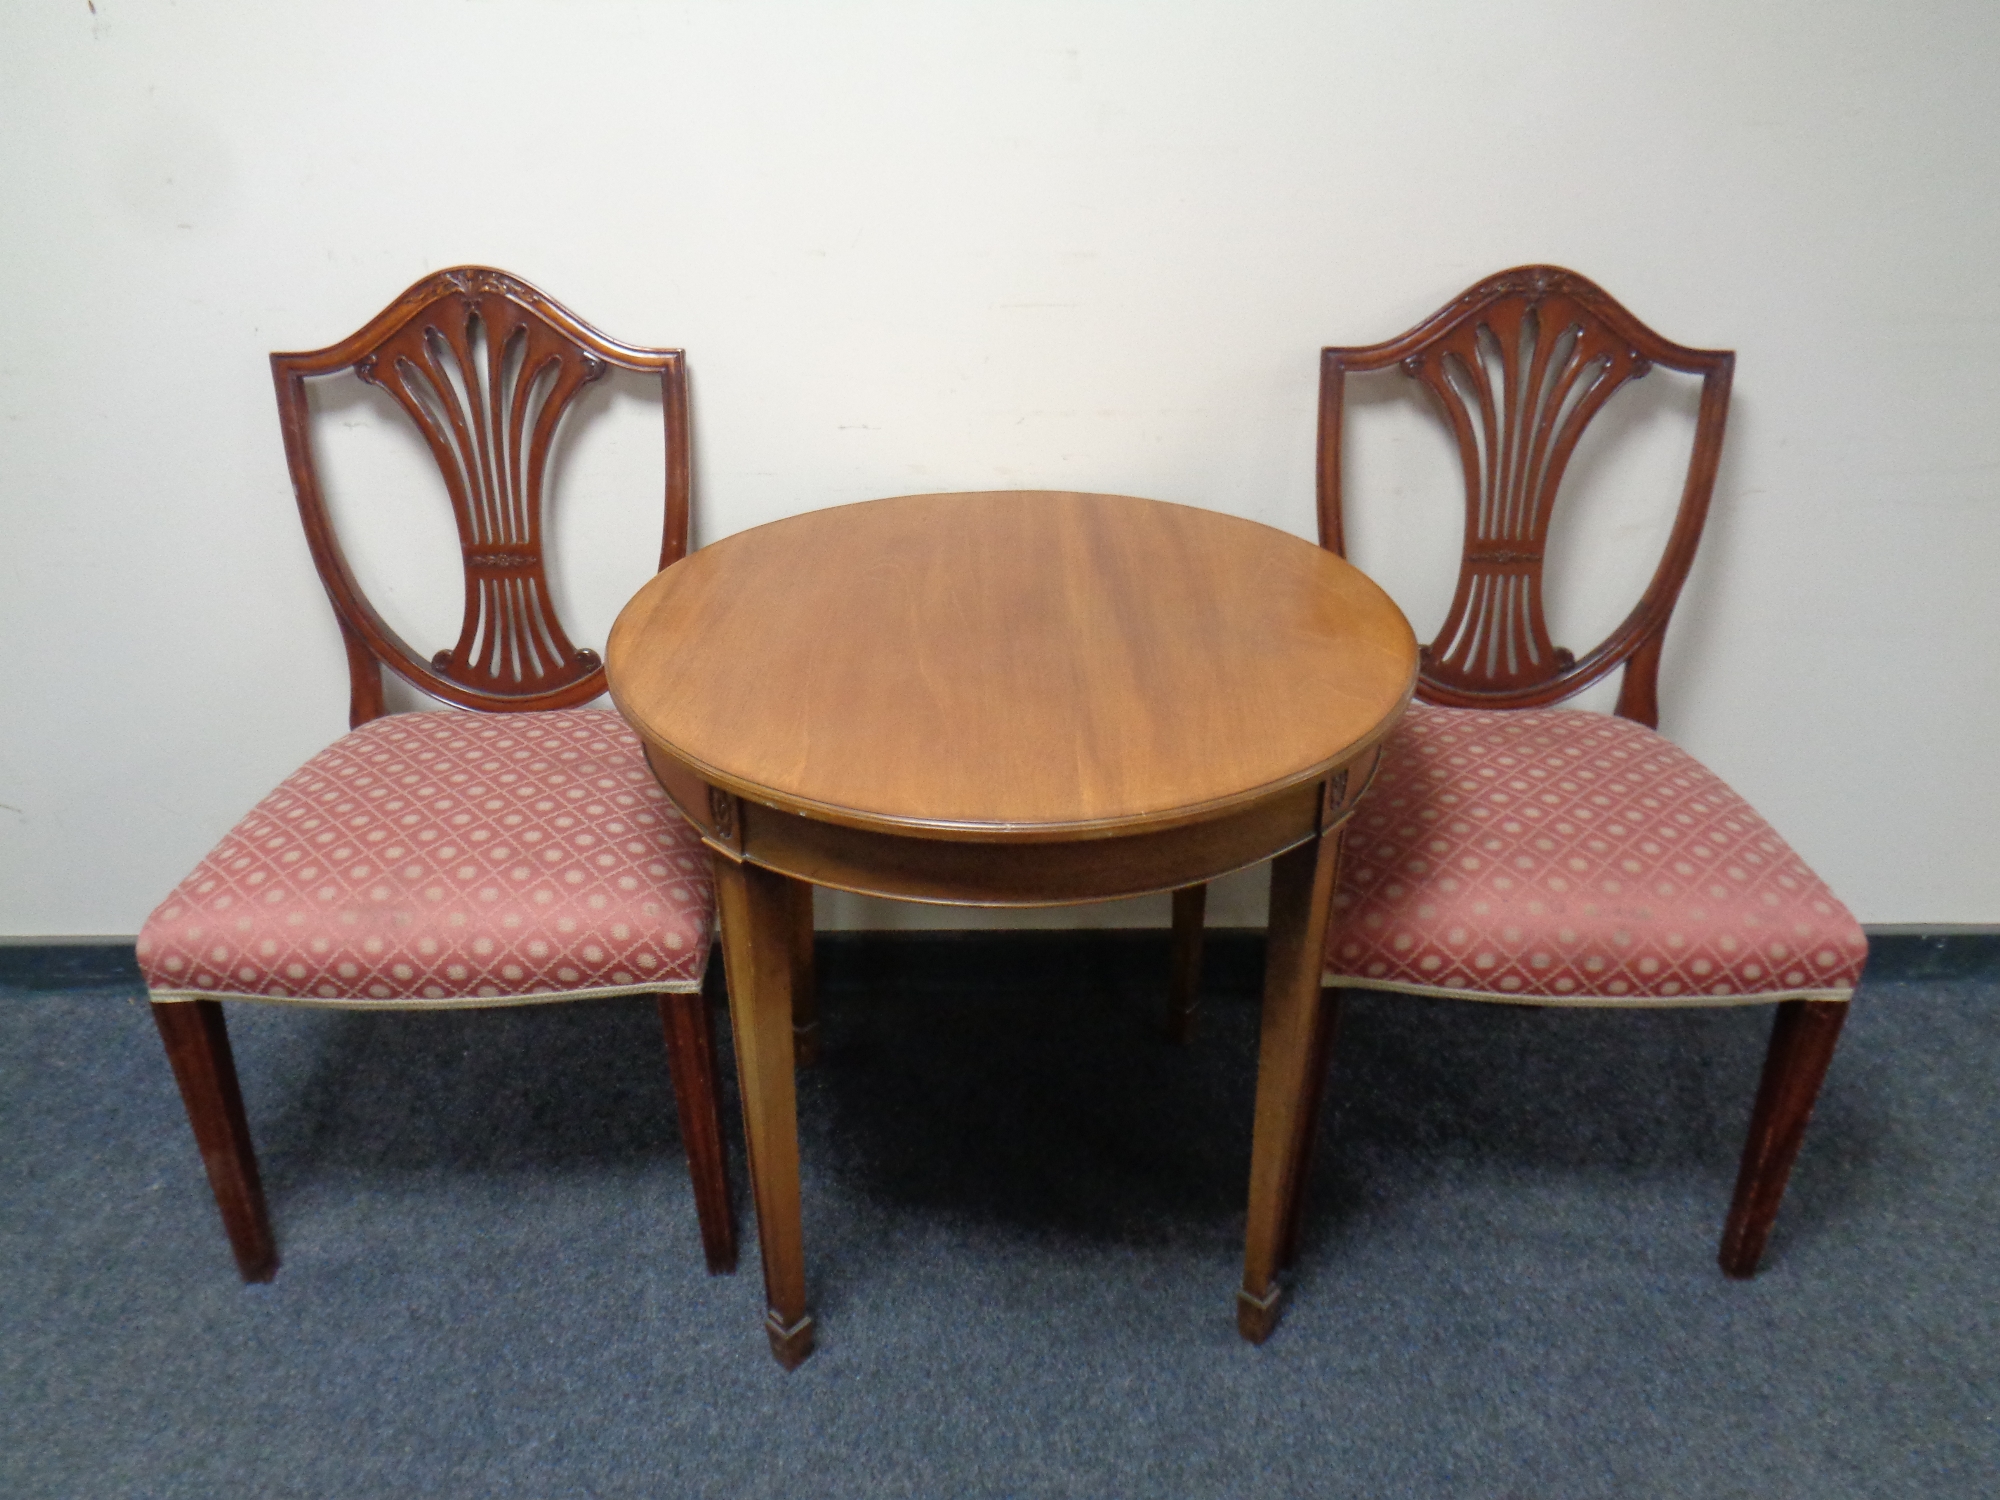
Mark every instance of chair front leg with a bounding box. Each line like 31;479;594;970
151;1000;277;1282
1718;998;1849;1278
1164;883;1208;1044
657;989;738;1275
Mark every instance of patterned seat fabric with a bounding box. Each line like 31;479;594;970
139;709;713;1005
1326;704;1867;1005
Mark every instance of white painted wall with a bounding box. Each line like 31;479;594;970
3;0;1996;936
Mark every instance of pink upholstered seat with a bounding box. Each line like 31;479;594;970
1326;704;1867;1004
1171;268;1864;1283
138;709;712;1006
145;269;736;1285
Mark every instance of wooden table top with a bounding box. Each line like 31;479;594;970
607;490;1416;841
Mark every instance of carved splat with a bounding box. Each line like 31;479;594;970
355;292;605;694
1403;292;1648;694
1318;266;1734;726
272;268;692;723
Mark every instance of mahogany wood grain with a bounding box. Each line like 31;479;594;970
272;266;692;729
151;1002;276;1282
1317;264;1733;729
1719;1000;1849;1277
609;491;1415;837
609;490;1418;1363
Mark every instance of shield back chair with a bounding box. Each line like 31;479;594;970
1171;265;1868;1280
137;267;736;1280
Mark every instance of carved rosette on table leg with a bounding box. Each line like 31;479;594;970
710;850;816;1369
1236;827;1347;1343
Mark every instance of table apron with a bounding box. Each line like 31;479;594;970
640;740;1388;907
744;780;1327;905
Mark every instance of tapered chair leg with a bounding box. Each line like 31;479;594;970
1719;998;1849;1278
1165;883;1207;1044
657;990;738;1275
151;1000;277;1283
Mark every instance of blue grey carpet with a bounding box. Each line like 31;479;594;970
1;935;1993;1497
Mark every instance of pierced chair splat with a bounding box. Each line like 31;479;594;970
137;266;737;1281
1172;265;1867;1280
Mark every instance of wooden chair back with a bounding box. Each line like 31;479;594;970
1317;265;1733;727
271;266;691;727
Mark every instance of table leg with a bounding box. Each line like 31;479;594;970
711;851;815;1369
1237;829;1344;1343
789;879;820;1068
1164;883;1208;1044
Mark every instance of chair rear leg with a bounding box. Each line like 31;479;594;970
657;990;738;1274
1164;883;1208;1044
1718;998;1849;1278
151;1000;277;1282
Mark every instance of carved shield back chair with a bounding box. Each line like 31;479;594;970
1170;266;1867;1279
137;267;736;1279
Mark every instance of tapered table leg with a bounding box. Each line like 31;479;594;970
656;990;738;1275
711;850;815;1369
1278;987;1344;1271
1237;830;1345;1343
789;879;820;1068
1165;883;1208;1044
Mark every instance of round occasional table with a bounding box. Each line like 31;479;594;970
607;490;1416;1367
